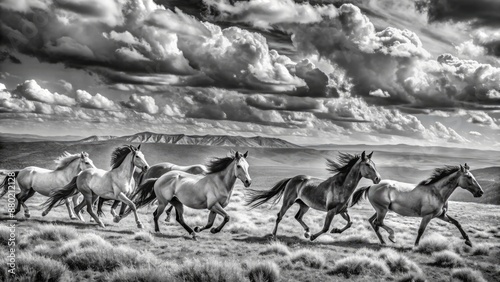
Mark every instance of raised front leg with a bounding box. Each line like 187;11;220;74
415;215;433;246
437;213;472;247
331;212;352;234
209;203;230;234
194;211;217;233
117;192;143;229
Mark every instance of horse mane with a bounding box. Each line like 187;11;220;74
419;166;460;186
325;152;360;185
206;155;236;174
54;152;82;170
110;145;136;169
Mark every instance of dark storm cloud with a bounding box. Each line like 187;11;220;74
0;50;21;64
415;0;500;27
245;94;321;111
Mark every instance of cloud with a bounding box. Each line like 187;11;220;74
12;80;76;106
467;111;499;128
120;93;159;114
428;121;468;143
469;131;482;136
76;89;119;111
415;0;500;27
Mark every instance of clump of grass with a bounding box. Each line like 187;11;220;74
327;255;390;278
355;248;378;257
0;253;69;282
337;234;371;244
27;224;78;242
0;225;11;245
451;267;487;282
289;249;325;269
414;233;450;254
108;266;176;282
377;249;422;274
134;231;154;242
397;272;426;282
470;244;490;256
432;250;464;268
64;245;158;272
173;258;247;282
245;261;280;282
259;241;291;257
34;233;112;259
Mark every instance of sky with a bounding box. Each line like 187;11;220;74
0;0;500;148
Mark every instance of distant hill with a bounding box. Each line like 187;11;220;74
0;132;83;142
450;166;500;205
77;132;301;148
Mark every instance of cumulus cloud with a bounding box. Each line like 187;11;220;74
120;93;159;114
428;122;468;143
12;80;76;106
467;111;498;128
76;89;119;111
469;131;482;136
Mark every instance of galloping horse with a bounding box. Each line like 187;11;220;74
130;151;251;240
0;152;95;219
350;164;483;246
246;151;381;241
97;162;207;221
43;145;149;228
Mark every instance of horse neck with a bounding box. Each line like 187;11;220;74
112;153;135;183
212;162;237;193
340;162;362;192
433;172;460;202
58;159;81;181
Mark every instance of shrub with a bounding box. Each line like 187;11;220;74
27;224;78;242
327;255;390;278
414;233;450;254
470;244;490;256
432;251;464;268
289;249;325;269
246;261;280;282
259;241;291;257
173;258;247;282
0;253;69;282
451;268;487;282
134;231;154;243
34;233;112;259
377;249;422;274
108;266;175;282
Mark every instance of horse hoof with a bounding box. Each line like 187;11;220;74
70;216;78;220
310;235;317;242
465;240;472;247
113;216;121;223
304;231;310;238
330;228;340;234
210;228;218;234
389;236;396;243
191;233;198;241
24;213;31;219
137;222;144;229
41;211;47;217
99;222;105;228
194;227;201;233
89;218;94;222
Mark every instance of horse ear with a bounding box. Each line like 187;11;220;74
464;163;470;170
367;151;373;159
459;164;465;172
361;151;366;160
137;144;141;150
243;151;248;158
235;151;240;159
81;152;84;158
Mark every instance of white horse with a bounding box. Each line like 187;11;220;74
0;152;95;219
43;145;149;228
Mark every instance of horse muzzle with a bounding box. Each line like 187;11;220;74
373;177;381;184
474;190;484;198
244;179;252;187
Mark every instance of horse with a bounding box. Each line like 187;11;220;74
350;163;483;247
129;151;251;240
96;162;207;222
0;152;95;219
246;151;381;241
42;145;149;228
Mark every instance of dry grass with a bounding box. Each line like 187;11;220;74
432;250;464;268
397;272;426;282
108;266;173;282
377;249;422;274
0;252;69;282
134;231;154;242
289;249;325;269
414;233;450;254
245;261;280;282
259;241;291;257
0;225;11;246
451;268;487;282
173;258;247;282
327;255;390;278
470;243;491;256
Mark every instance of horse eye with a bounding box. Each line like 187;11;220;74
237;165;241;168
85;162;90;165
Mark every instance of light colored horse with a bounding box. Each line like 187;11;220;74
0;152;95;219
350;163;483;246
43;145;149;228
246;151;381;241
130;151;251;240
97;162;207;220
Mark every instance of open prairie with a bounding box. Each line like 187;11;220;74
1;142;500;281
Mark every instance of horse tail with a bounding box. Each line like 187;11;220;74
42;176;79;210
132;178;159;209
350;186;370;207
246;177;292;209
0;171;19;198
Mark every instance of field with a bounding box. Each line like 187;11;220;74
1;141;500;281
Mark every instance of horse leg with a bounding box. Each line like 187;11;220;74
117;192;143;229
294;200;311;238
170;198;196;240
272;196;296;239
64;198;78;220
437;214;472;247
194;211;217;233
414;215;433;246
71;194;83;219
208;203;230;234
331;212;353;234
118;201;128;217
369;212;386;245
85;193;105;228
164;204;174;222
153;201;168;233
310;209;336;241
110;200;120;218
96;197;106;217
20;188;35;218
74;196;87;222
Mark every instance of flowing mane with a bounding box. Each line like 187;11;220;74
419;166;460;186
54;152;82;170
110;145;136;169
206;155;236;174
325;152;360;185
